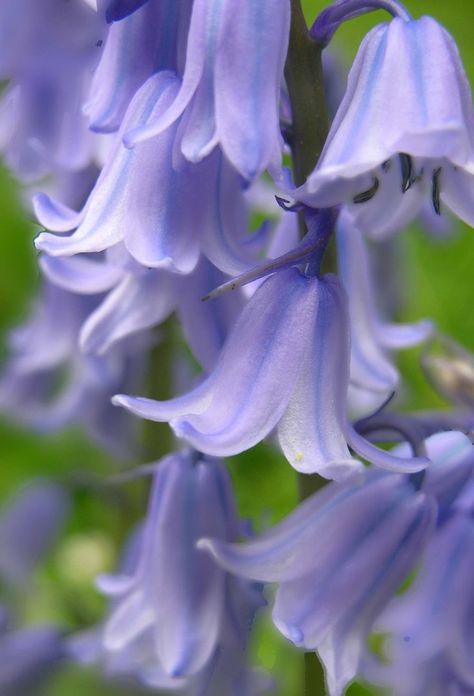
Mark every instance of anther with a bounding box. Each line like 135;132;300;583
352;177;379;204
399;153;414;193
432;167;442;215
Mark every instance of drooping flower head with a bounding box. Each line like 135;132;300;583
298;15;474;238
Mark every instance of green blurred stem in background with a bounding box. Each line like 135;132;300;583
285;1;331;693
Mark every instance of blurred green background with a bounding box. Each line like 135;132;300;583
1;1;474;694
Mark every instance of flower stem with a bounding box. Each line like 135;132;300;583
285;0;329;188
285;3;333;693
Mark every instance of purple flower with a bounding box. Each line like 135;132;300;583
114;267;429;478
34;72;255;275
365;476;474;695
199;436;449;695
0;279;144;457
41;249;244;370
98;0;150;24
87;0;193;132
123;0;291;181
0;623;64;696
0;481;69;588
297;16;474;237
337;209;433;416
0;0;101;180
96;450;264;686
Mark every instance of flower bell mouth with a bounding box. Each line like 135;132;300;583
351;154;443;216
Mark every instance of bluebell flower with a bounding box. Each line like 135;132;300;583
0;0;101;181
0;481;69;588
337;209;433;416
96;450;265;687
87;0;193;132
114;267;429;478
41;248;244;370
123;0;291;181
0;623;65;696
197;434;471;695
34;72;255;275
364;475;474;696
297;16;474;237
0;278;144;457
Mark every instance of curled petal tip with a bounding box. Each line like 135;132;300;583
111;394;128;407
277;622;304;646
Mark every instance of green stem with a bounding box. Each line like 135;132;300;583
142;319;174;461
284;0;329;187
285;2;333;694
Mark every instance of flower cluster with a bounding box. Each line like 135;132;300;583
0;0;474;694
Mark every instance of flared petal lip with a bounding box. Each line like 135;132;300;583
298;128;474;203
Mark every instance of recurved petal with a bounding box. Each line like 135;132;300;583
346;425;430;473
39;255;123;295
278;274;361;479
123;0;211;147
214;0;290;180
80;269;176;354
36;72;203;272
87;0;188;132
33;192;86;232
103;589;154;651
376;319;434;350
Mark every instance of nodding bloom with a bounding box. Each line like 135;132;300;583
0;481;69;588
337;209;433;416
97;451;264;684
199;432;474;696
34;72;255;275
297;15;474;238
364;473;474;696
87;0;192;133
41;249;244;370
123;0;291;181
0;622;65;696
0;278;145;458
0;0;100;181
114;266;430;479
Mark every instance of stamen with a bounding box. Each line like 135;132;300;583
399;153;414;193
381;159;392;172
432;167;442;215
352;176;379;204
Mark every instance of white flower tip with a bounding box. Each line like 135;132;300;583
277;620;305;646
111;394;128;408
196;537;215;555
